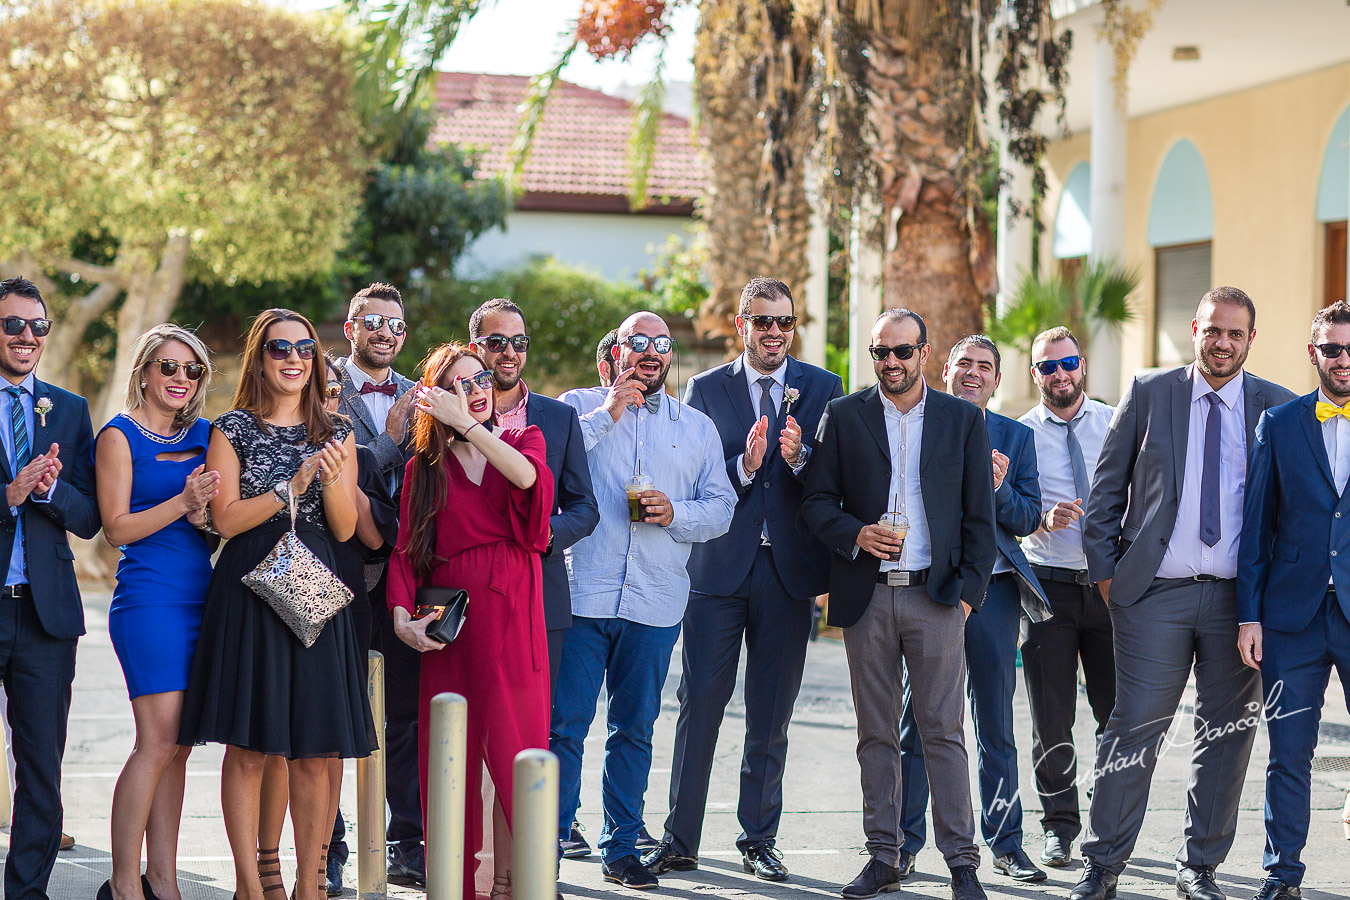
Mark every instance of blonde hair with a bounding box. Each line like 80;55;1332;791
124;324;214;430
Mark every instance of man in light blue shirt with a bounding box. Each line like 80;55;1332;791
551;311;735;889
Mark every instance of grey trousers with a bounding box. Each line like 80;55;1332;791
843;583;979;869
1080;578;1262;873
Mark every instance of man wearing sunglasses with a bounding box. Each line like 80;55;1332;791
0;276;100;900
552;311;735;890
802;308;996;900
466;298;598;702
1237;301;1350;900
892;334;1049;885
1076;287;1295;900
331;282;423;888
1015;327;1117;870
644;278;843;882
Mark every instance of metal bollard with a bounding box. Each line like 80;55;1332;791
427;692;468;900
357;651;387;899
512;749;559;900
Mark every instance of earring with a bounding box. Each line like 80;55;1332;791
139;380;146;389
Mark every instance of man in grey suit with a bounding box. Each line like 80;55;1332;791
335;283;417;480
802;308;996;900
1075;287;1296;900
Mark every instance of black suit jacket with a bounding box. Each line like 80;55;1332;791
526;391;599;631
801;384;997;628
684;355;843;598
0;381;100;639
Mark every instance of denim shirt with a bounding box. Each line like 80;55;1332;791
559;387;735;627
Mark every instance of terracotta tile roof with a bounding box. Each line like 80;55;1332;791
430;71;703;215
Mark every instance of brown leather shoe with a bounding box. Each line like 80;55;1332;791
59;833;74;851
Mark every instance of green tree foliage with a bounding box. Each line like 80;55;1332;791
987;257;1140;360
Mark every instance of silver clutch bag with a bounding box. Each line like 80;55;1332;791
241;484;353;648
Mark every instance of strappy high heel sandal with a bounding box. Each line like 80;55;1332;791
318;843;330;895
257;847;286;900
491;873;512;900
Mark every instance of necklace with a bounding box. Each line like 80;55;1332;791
123;413;186;445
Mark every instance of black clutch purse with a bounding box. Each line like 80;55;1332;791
414;587;469;645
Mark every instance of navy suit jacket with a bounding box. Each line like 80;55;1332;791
526;391;599;631
801;384;997;628
0;381;100;639
1238;391;1350;633
986;411;1051;621
684;355;843;598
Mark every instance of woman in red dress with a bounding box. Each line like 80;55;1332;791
387;343;554;898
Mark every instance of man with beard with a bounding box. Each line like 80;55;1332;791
893;334;1048;884
332;282;423;889
0;276;100;900
643;278;843;882
801;309;996;900
1015;326;1117;870
1237;300;1350;900
1075;287;1296;900
552;311;735;889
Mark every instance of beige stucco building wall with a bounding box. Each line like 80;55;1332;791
1044;61;1350;396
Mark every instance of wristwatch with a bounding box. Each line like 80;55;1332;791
272;481;289;506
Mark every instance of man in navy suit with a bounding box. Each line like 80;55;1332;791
0;276;100;900
469;297;600;702
1238;300;1350;900
642;278;842;882
896;335;1048;883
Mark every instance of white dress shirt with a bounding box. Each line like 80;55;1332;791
737;352;786;485
341;356;398;428
1018;397;1115;570
879;382;931;572
1319;389;1350;495
1157;366;1248;579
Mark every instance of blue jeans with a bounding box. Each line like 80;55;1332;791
550;615;681;863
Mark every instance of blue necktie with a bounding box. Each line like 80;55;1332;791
1200;393;1222;547
7;386;29;471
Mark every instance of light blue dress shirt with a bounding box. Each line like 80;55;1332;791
559;387;735;627
1;373;52;587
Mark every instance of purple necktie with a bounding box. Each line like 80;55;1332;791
1200;393;1222;547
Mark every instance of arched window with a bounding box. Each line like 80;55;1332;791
1148;139;1215;367
1053;163;1092;279
1317;106;1348;306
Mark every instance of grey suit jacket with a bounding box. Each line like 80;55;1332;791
1083;365;1296;607
335;357;415;479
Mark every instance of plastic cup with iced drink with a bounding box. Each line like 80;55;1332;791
627;471;655;522
878;511;908;562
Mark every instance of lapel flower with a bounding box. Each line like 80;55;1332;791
35;396;53;427
783;387;801;414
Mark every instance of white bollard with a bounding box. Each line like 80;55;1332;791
512;749;559;900
357;651;387;900
427;692;468;900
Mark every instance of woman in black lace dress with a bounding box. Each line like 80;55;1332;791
178;309;375;900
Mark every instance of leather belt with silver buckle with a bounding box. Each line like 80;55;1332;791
2;584;31;598
877;569;929;587
1031;564;1092;586
1190;574;1223;582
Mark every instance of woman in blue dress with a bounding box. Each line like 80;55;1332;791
95;325;220;900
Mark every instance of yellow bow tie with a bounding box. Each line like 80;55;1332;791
1315;401;1350;423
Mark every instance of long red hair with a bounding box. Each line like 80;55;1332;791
403;342;495;576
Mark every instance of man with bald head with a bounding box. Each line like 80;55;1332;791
552;312;736;889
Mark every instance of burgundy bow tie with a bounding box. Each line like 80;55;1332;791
359;381;397;396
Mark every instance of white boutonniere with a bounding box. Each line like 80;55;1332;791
783;387;800;413
35;397;52;427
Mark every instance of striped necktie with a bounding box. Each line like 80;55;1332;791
7;386;29;470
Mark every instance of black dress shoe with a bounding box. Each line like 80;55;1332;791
1251;878;1300;900
992;847;1047;883
602;855;659;890
1070;861;1119;900
641;841;697;875
1041;832;1071;867
97;881;114;900
841;858;902;899
896;851;916;879
387;846;427;888
141;876;164;900
950;865;988;900
742;842;788;882
636;826;660;850
1177;865;1224;900
560;821;592;860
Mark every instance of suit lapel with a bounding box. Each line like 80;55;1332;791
32;380;51;456
338;360;379;438
780;356;803;421
1242;372;1263;451
1299;392;1336;489
525;392;541;429
1170;369;1191;498
919;385;944;475
722;357;758;432
985;411;1004;452
861;387;891;461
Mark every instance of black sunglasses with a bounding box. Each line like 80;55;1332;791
149;359;205;380
1;316;51;337
454;371;496;392
1032;355;1083;376
1315;343;1350;360
623;334;674;354
868;343;925;362
263;338;317;361
476;334;530;353
350;314;407;336
746;315;797;332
